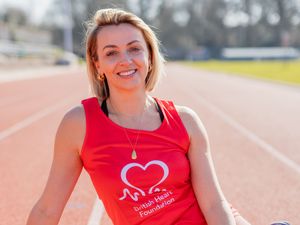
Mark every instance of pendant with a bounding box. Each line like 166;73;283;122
131;149;137;160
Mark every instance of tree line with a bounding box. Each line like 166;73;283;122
3;0;300;59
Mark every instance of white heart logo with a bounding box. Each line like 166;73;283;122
119;160;169;201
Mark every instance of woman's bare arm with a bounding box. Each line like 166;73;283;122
26;106;86;225
177;105;251;225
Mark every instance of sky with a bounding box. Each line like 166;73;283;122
0;0;52;24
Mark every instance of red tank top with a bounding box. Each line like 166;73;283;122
80;97;207;225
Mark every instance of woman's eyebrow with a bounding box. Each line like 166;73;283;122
127;40;141;45
102;40;141;50
103;45;117;50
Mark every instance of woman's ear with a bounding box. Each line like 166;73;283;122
148;58;152;72
94;60;99;69
94;59;101;73
148;54;152;64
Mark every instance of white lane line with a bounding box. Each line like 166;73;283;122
0;98;73;141
0;95;25;108
0;94;105;225
87;198;104;225
0;66;80;83
197;96;300;175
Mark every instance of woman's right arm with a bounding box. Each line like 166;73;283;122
26;106;86;225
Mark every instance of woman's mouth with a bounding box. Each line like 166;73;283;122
117;69;137;77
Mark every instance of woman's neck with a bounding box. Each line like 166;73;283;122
107;91;150;117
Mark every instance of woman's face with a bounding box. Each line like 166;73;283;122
94;23;151;94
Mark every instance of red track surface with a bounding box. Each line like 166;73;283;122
1;63;299;225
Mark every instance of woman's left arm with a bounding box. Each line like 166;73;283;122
177;106;251;225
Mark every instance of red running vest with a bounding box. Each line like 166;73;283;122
80;97;207;225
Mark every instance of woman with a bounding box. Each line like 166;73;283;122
26;8;252;225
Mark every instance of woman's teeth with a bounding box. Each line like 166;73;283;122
118;69;136;76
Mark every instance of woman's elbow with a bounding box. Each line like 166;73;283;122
26;202;62;225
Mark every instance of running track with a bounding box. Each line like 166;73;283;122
0;63;299;225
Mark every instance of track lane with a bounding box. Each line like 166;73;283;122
1;63;299;225
0;66;97;225
0;69;86;131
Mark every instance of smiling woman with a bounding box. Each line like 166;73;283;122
26;8;252;225
85;9;165;100
93;23;151;94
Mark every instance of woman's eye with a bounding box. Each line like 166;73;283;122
106;51;118;57
129;47;141;53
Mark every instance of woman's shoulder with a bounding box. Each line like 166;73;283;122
59;104;86;136
55;104;86;152
175;105;208;140
175;105;198;123
62;104;85;124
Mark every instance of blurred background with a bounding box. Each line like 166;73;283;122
1;0;300;66
1;1;300;224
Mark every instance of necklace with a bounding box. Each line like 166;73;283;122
108;99;147;160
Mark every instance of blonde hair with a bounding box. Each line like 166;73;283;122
85;8;165;99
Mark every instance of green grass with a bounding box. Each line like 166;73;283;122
184;60;300;85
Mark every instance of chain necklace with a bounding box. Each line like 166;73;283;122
108;99;147;160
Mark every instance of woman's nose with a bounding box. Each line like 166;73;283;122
119;52;132;65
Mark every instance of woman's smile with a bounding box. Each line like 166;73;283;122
117;69;138;78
